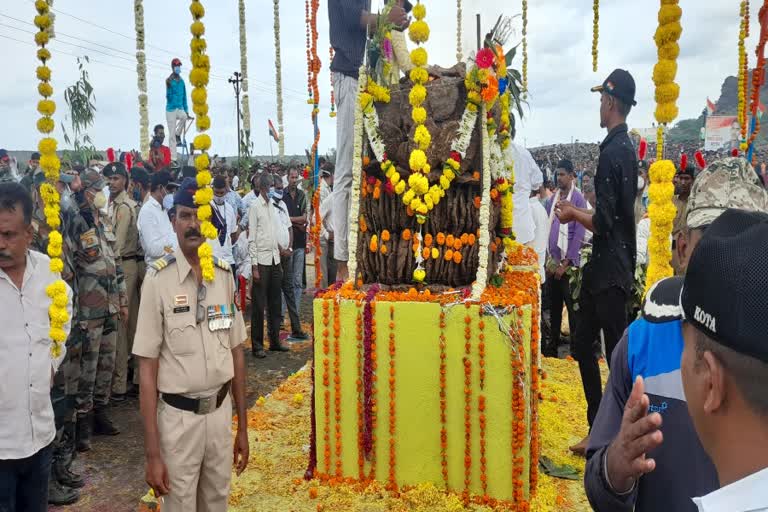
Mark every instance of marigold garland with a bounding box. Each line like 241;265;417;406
333;300;343;477
510;313;526;504
356;308;365;479
438;310;449;488
134;0;149;159
644;160;676;294
386;305;397;490
747;0;768;155
274;0;285;155
33;0;67;357
529;289;541;495
652;0;683;136
738;0;749;151
463;305;473;499
592;0;599;72
189;0;216;281
322;301;332;473
238;0;252;138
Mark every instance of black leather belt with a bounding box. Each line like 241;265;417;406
161;381;231;415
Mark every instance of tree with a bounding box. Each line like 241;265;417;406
61;56;98;164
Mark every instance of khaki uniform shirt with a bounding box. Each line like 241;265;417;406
672;195;688;236
133;249;246;396
110;190;139;259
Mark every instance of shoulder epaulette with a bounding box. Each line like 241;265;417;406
213;256;231;272
149;254;176;274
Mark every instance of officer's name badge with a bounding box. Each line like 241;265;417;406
173;295;190;314
207;304;235;332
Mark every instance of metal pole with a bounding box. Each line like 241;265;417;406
229;72;243;171
476;14;481;50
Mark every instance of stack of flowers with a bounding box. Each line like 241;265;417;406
189;0;216;281
33;0;68;356
238;0;252;137
644;160;676;293
651;0;682;134
274;0;285;156
738;0;750;152
135;0;149;159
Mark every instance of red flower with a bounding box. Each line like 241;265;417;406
450;151;462;163
500;227;512;236
303;168;310;180
367;175;377;185
383;181;394;195
382;152;388;161
476;48;495;69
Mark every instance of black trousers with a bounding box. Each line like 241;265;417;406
251;262;283;352
0;443;52;512
280;254;302;335
573;285;629;428
546;275;578;355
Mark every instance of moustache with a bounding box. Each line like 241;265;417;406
184;229;202;239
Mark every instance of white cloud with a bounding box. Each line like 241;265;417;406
0;0;757;155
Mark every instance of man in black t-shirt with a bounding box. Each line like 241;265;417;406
282;167;309;317
556;69;638;455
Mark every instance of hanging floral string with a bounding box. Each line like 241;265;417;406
329;47;336;118
456;0;463;62
332;301;343;477
321;301;332;473
438;310;449;488
386;305;397;490
355;309;365;479
189;0;216;281
134;0;149;159
306;0;323;288
305;1;312;102
738;0;750;151
33;0;68;357
521;0;528;98
462;305;473;501
238;0;252;141
747;0;768;157
592;0;599;72
274;0;285;156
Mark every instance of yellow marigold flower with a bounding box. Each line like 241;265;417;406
36;66;51;81
191;87;207;106
413;268;426;282
389;172;401;186
409;84;427;107
197;204;212;222
38;137;57;155
37;100;56;116
190;21;206;37
201;222;218;240
412;3;426;20
410;67;428;84
402;189;415;205
652;60;677;85
195;187;214;206
195;155;211;173
359;92;373;111
431;247;439;259
409;149;427;172
439;175;451;190
655;102;678;124
37;117;54;134
416;203;429;215
194;134;212;150
190;1;205;18
193;103;209;117
35;0;49;14
653;21;682;47
410;198;422;212
196;115;211;131
409;20;430;44
656;41;680;61
50;327;67;343
394;180;406;195
412;107;427;125
654;83;680;104
34;14;51;29
658;4;682;24
410;47;428;68
36;47;51;63
414;125;431;151
34;31;50;47
191;38;207;53
190;68;209;88
192;53;211;71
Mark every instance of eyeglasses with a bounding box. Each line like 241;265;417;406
196;285;207;324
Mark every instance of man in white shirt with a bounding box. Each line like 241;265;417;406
210;175;238;274
318;169;336;287
230;169;240;191
248;173;289;357
0;183;73;512
679;210;768;512
239;173;259;230
138;171;178;266
528;188;549;284
507;142;544;245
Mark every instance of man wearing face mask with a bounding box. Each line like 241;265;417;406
210;175;238;276
166;58;189;163
138;170;178;267
149;125;172;170
104;163;141;402
71;169;128;451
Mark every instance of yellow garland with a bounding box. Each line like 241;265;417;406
738;0;748;151
407;1;432;225
189;0;215;282
33;1;67;357
652;0;683;152
644;160;676;294
592;0;599;72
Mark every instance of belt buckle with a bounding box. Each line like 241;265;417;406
196;395;215;415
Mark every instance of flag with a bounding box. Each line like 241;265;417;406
268;119;280;142
706;97;716;115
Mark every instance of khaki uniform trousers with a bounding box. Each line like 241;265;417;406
113;258;139;395
158;393;233;512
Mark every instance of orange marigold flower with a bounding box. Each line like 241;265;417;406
373;187;381;200
369;235;379;253
472;171;481;180
474;196;481;208
460;233;469;245
406;206;414;216
436;232;446;245
445;249;454;261
359;215;368;233
381;244;388;255
453;251;463;264
381;229;391;242
424;233;433;247
363;156;371;167
422;247;431;259
490;189;499;201
402;229;412;241
453;238;463;251
468;233;476;245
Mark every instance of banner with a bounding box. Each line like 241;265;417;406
704;116;740;151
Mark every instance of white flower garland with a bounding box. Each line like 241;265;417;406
362;106;386;161
472;105;492;299
273;0;285;156
456;0;463;63
239;0;251;139
134;0;149;159
454;107;477;158
346;65;367;284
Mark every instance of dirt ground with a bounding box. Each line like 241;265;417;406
50;287;317;512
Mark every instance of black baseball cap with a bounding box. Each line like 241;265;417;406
174;177;199;209
131;167;150;187
591;68;637;107
30;152;40;161
150;170;172;190
103;162;129;179
681;208;768;363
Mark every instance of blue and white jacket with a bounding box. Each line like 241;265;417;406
584;277;719;512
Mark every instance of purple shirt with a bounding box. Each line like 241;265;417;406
545;188;588;266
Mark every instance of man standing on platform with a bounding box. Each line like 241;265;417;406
134;178;249;511
328;0;408;282
105;162;141;402
556;69;638;455
166;58;189;163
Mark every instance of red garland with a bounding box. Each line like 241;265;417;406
362;285;380;459
304;327;318;480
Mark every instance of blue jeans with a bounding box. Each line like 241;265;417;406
290;248;305;315
0;443;52;512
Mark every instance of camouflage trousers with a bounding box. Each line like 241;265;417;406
75;315;118;414
51;324;87;429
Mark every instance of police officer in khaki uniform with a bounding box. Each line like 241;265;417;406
134;178;249;512
104;162;141;400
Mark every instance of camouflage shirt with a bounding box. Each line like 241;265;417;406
71;205;128;321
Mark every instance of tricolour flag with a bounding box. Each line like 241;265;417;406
706;97;716;115
268;119;280;142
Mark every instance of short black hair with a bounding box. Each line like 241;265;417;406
556;159;575;174
212;175;228;190
273;174;283;187
0;182;33;225
154;124;164;133
258;173;272;191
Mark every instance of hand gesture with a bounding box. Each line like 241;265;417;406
555;200;576;223
605;376;664;493
388;5;408;28
120;306;130;328
251;265;260;284
145;454;170;497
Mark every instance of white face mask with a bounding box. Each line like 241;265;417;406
638;176;645;190
213;195;226;206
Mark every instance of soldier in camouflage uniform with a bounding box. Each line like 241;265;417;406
104;162;141;400
72;169;128;451
29;169;85;504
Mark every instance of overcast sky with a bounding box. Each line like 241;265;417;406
0;1;756;155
